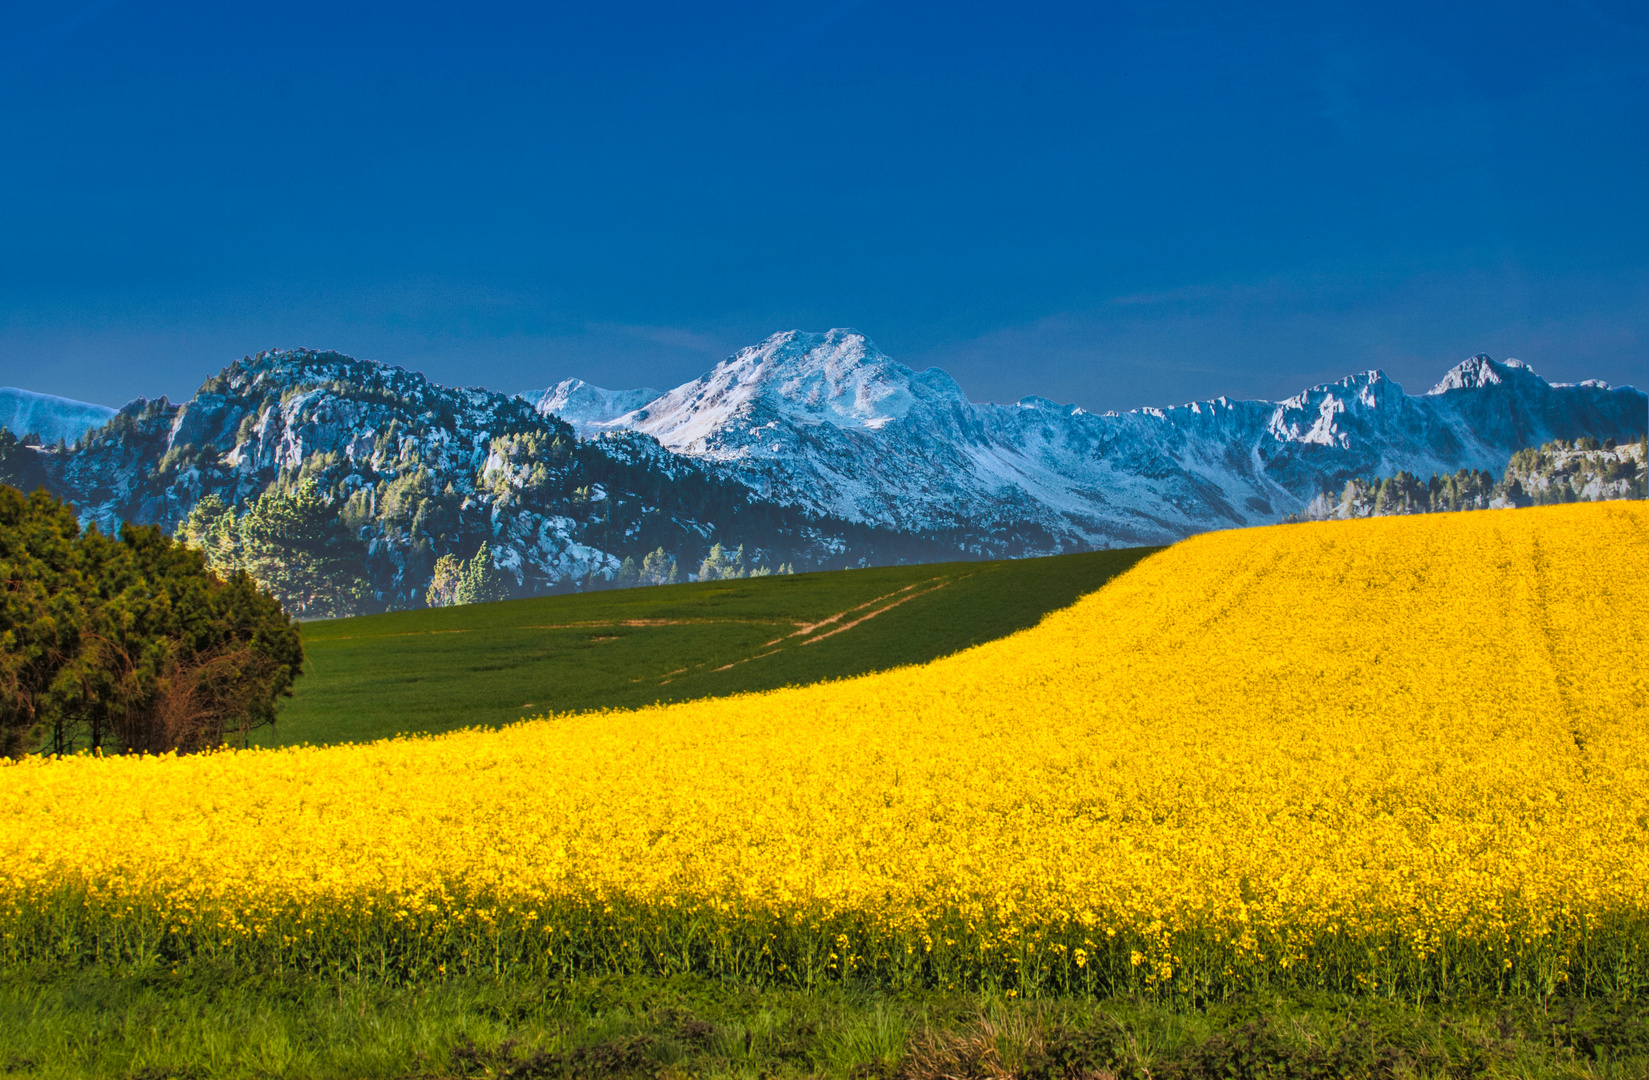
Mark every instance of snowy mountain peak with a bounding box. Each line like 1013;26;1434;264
705;328;943;429
1427;354;1541;395
1271;369;1394;419
556;332;1643;544
8;335;1645;599
0;387;118;445
525;379;659;436
605;328;970;454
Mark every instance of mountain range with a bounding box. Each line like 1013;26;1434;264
3;329;1643;611
528;329;1646;548
0;348;962;609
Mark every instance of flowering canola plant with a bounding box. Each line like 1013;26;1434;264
3;502;1648;998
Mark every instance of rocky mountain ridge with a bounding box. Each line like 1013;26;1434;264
1;349;962;612
545;329;1647;547
3;332;1643;613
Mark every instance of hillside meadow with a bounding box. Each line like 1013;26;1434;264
2;501;1647;1078
266;546;1157;745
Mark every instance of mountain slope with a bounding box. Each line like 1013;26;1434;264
5;333;1642;615
8;350;965;612
524;379;660;436
545;329;1647;546
0;388;118;445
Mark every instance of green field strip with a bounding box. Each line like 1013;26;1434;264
261;546;1159;747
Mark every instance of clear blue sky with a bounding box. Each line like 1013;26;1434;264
2;0;1646;412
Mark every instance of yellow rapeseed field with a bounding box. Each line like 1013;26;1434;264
3;501;1647;998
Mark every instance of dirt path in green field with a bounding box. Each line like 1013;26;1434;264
328;575;966;688
342;576;964;651
273;546;1160;745
696;575;961;678
798;578;958;643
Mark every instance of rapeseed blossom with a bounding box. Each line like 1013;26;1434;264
2;502;1646;997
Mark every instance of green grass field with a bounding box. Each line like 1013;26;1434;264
263;547;1159;747
5;965;1643;1080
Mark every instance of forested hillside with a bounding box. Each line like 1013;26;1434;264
1;351;980;617
1301;436;1647;520
5;344;1644;620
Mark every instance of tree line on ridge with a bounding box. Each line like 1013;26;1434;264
1298;436;1648;521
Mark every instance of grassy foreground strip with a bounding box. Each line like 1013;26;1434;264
3;504;1648;1004
269;547;1158;745
3;968;1647;1080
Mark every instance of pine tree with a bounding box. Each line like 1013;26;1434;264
174;494;240;575
453;542;510;605
236;479;371;619
0;486;89;756
426;553;463;607
639;547;676;586
697;542;746;581
1;484;302;756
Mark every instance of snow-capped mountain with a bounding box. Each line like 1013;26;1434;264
0;387;117;445
5;349;962;611
537;329;1647;547
524;379;660;436
5;332;1643;613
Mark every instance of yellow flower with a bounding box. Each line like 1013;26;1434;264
0;502;1644;996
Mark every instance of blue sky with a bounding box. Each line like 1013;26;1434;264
2;0;1646;412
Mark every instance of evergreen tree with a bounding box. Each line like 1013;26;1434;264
0;484;302;756
425;553;463;607
697;542;746;581
453;542;510;605
174;494;240;576
638;547;677;586
1335;478;1374;518
237;480;371;619
0;486;90;756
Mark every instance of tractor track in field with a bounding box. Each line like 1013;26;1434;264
333;574;970;690
695;576;961;678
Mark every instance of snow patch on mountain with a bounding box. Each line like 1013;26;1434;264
525;379;658;436
0;388;118;445
532;330;1648;548
1426;354;1537;395
612;328;942;452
